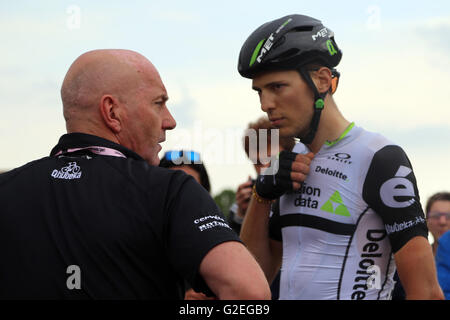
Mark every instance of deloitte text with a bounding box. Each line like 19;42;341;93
352;229;386;300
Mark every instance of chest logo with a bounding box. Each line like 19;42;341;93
321;190;350;216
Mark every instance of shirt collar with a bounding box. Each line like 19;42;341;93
50;132;144;161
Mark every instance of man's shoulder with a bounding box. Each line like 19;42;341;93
345;126;413;168
351;126;397;154
103;157;194;193
0;157;51;186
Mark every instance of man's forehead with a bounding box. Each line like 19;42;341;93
144;78;168;100
252;70;299;87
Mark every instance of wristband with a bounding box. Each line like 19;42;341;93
252;185;275;205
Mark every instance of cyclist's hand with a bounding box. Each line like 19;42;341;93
255;151;314;200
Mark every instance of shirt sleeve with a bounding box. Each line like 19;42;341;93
165;174;242;294
362;145;428;253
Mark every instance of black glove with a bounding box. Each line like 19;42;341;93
255;150;297;200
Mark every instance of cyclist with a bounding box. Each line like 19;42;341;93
238;14;444;299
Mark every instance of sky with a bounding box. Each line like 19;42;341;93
1;0;449;209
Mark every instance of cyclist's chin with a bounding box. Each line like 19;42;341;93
279;125;298;139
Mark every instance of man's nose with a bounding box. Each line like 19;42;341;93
163;108;177;130
260;92;275;113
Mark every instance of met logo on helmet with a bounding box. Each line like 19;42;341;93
249;18;293;67
312;27;328;41
256;34;275;64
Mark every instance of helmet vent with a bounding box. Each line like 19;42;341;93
291;26;314;33
274;48;300;61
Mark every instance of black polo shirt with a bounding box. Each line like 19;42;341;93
0;133;240;299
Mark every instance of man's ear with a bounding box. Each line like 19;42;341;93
99;95;122;134
311;67;332;95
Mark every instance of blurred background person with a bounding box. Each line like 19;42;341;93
227;116;295;300
426;192;450;256
436;230;450;300
159;150;210;193
428;192;450;299
228;116;295;234
159;150;214;300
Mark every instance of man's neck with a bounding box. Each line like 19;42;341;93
307;98;350;153
66;123;120;145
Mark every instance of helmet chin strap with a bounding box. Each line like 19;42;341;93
297;67;327;145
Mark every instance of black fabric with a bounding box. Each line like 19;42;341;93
279;213;356;236
391;271;406;300
268;200;282;242
0;133;240;299
362;145;428;253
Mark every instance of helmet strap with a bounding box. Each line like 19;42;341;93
297;67;327;145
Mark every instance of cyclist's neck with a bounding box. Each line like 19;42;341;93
307;102;351;153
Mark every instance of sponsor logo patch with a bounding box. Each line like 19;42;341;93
51;162;82;180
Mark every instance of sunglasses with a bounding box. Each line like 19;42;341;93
164;150;201;163
427;211;450;221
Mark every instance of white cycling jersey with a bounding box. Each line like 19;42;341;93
269;123;428;300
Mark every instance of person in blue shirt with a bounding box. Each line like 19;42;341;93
436;230;450;300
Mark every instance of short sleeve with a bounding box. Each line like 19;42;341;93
362;145;428;253
165;174;242;293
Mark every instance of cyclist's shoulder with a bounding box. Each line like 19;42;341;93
348;126;395;153
344;127;411;164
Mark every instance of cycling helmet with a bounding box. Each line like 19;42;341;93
238;14;342;144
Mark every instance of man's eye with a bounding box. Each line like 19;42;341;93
273;83;285;90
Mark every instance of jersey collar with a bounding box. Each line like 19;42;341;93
324;122;355;147
50;133;144;161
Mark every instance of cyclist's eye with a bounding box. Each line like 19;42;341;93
272;83;285;90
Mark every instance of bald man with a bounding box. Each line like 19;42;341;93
0;49;270;300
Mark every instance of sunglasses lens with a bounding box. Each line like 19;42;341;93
187;151;200;162
165;151;181;161
165;151;200;162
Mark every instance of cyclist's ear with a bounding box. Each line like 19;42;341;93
311;67;332;95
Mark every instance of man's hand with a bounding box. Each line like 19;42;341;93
255;151;314;200
184;288;217;300
236;177;254;217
